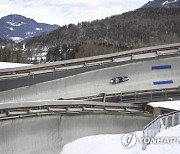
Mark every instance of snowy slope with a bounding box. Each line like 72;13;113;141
142;0;180;8
0;14;59;43
60;124;180;154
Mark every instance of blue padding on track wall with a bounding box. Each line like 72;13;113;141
152;65;171;70
153;80;173;85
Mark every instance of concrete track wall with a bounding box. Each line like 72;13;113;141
0;56;180;103
0;114;152;154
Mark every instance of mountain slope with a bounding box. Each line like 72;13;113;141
0;14;59;43
26;8;180;50
143;0;180;8
0;37;12;43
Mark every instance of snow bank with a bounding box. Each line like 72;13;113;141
0;62;31;69
149;100;180;110
60;124;180;154
143;124;180;154
60;132;141;154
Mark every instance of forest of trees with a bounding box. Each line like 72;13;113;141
25;8;180;61
1;8;180;63
0;44;31;63
46;42;131;61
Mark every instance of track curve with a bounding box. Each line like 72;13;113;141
0;56;180;102
0;114;152;154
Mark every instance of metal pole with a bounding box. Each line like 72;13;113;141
120;93;122;103
103;93;106;102
172;114;175;127
150;91;152;101
142;130;146;150
178;112;180;124
155;120;158;134
165;116;168;129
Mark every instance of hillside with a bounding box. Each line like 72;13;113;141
25;8;180;61
0;14;59;43
0;37;12;43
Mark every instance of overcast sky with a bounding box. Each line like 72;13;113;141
0;0;150;26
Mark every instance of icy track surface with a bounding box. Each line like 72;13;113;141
60;124;180;154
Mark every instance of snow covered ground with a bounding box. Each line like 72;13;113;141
149;100;180;110
60;100;180;154
10;37;24;43
0;62;31;69
60;124;180;154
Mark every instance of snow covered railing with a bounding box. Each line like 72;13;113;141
142;110;180;150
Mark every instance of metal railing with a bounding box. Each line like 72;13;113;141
71;87;180;103
142;110;180;150
0;100;145;120
0;43;180;76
